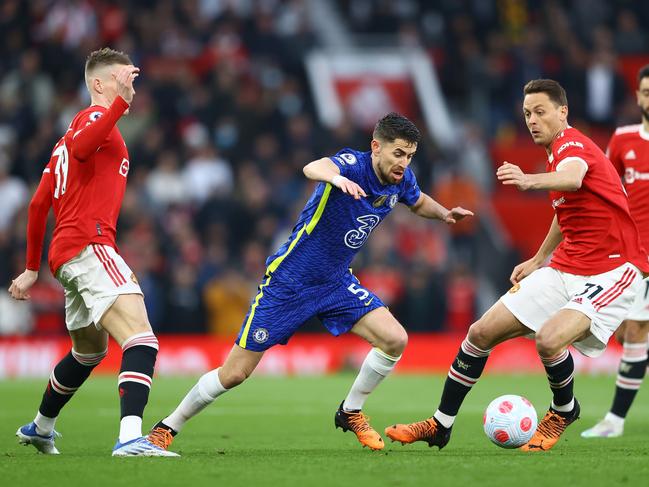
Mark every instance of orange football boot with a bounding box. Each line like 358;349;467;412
335;402;384;450
385;417;452;449
147;425;176;451
521;399;580;451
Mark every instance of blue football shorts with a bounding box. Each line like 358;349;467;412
235;270;385;351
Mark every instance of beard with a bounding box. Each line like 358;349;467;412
641;106;649;123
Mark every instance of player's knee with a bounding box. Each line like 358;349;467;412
380;327;408;356
625;321;649;343
219;368;251;389
467;321;495;350
535;331;561;358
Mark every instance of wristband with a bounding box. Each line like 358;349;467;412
331;174;345;187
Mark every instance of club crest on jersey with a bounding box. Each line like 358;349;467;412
253;328;269;344
338;153;357;165
388;194;398;208
89;111;103;122
372;195;387;207
119;158;130;177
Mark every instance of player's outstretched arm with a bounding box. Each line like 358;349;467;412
409;193;474;223
303;157;367;200
497;160;586;191
67;65;139;161
510;215;562;284
8;168;53;300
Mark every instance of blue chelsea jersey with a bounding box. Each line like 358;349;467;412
265;148;421;283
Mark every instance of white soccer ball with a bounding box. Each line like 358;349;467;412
483;394;538;448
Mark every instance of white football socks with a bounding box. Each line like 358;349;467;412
343;348;400;411
433;410;455;429
34;412;56;436
604;411;625;426
163;368;228;432
552;397;575;413
119;415;142;443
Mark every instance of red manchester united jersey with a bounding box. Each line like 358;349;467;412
607;124;649;251
547;126;649;275
45;96;131;275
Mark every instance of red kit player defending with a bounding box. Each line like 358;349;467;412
582;65;649;438
9;48;177;457
385;79;649;451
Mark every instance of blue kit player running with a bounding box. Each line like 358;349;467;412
146;113;473;452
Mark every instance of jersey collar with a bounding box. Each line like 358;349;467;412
640;125;649;141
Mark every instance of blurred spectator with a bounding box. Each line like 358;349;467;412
0;152;28;235
146;150;189;209
0;50;54;118
0;292;33;335
394;266;447;331
182;133;233;205
433;170;483;266
203;267;254;337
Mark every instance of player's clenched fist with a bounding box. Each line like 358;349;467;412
8;269;38;300
113;65;139;104
497;161;531;191
332;174;367;200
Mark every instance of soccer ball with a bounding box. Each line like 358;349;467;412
483;394;538;448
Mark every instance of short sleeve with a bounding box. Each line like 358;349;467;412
329;149;362;180
399;168;421;206
605;135;624;177
554;138;590;173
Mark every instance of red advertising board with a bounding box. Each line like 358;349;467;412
0;333;622;378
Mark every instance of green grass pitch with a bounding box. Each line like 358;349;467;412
1;374;649;487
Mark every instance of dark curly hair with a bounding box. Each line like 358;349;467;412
373;112;421;145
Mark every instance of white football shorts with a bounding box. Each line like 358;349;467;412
500;262;643;357
56;244;143;331
625;276;649;322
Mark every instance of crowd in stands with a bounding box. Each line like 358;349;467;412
1;0;647;336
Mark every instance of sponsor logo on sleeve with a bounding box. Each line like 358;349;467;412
557;140;584;155
552;196;565;209
89;111;103;122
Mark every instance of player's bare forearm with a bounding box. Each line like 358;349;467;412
410;193;474;223
303;157;367;200
303;157;341;183
526;169;583;191
410;193;448;219
533;215;563;263
497;160;585;192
